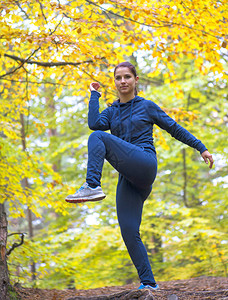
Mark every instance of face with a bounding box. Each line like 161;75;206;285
114;67;139;97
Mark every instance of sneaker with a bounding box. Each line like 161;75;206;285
65;182;106;203
138;283;159;291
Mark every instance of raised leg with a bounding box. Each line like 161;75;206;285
86;130;157;189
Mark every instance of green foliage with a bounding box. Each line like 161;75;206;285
6;59;227;289
1;0;227;290
139;60;228;282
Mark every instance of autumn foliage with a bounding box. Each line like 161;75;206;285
0;0;227;290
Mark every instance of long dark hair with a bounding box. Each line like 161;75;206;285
114;62;138;95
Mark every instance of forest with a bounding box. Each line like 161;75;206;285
0;0;227;299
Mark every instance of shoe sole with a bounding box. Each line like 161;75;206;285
140;285;159;291
65;195;106;203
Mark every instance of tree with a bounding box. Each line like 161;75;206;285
0;204;11;299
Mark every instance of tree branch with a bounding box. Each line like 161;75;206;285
38;0;48;25
7;233;25;256
84;0;142;24
15;1;30;19
85;0;168;28
7;232;26;237
0;78;72;86
3;53;102;68
85;0;222;40
0;47;41;79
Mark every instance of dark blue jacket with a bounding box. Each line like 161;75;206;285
88;91;207;154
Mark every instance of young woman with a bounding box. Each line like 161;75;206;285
65;62;214;290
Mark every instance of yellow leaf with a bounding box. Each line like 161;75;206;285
125;9;130;18
222;41;227;48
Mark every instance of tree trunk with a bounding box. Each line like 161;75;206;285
27;205;36;282
151;233;163;263
20;113;37;282
0;204;11;300
182;149;189;207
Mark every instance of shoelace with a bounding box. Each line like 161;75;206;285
76;184;87;193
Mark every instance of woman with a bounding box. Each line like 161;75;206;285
65;62;214;290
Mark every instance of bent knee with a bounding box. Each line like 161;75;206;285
89;130;110;139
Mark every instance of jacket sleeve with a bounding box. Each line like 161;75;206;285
149;101;207;154
88;91;111;131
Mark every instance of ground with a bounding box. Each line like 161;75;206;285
15;276;228;300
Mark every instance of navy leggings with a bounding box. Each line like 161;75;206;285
86;130;157;284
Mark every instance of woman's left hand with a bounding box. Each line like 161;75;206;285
201;150;214;169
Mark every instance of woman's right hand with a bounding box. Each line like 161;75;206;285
90;82;101;93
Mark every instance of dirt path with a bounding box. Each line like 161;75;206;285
15;276;228;299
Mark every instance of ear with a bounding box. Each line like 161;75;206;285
135;76;139;84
